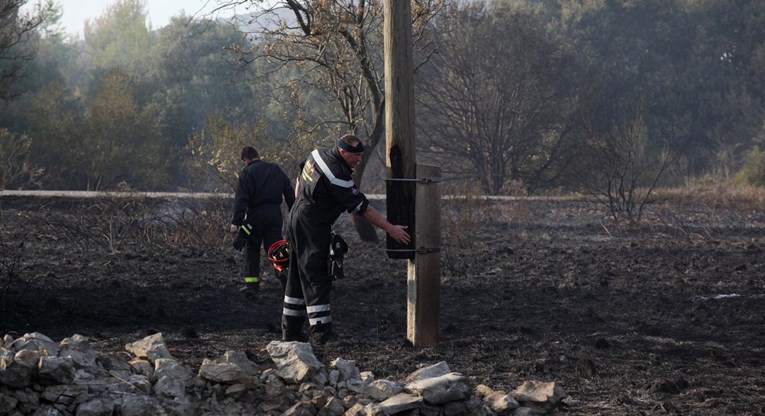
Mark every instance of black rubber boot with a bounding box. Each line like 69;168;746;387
281;315;307;342
309;322;333;346
310;323;346;362
238;282;259;298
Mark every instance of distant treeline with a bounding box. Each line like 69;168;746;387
1;0;764;196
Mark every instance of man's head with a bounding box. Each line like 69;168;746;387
241;146;259;165
337;134;364;169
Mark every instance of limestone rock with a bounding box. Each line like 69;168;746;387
124;333;173;363
405;372;472;405
266;341;323;384
0;331;565;416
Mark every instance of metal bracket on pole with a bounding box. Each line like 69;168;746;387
386;247;440;255
384;177;442;184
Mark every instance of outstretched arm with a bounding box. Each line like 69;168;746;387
360;205;411;245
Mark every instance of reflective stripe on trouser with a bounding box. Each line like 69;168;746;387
244;276;259;284
307;304;331;326
283;211;333;342
283;295;307;318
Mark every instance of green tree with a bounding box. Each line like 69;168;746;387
553;0;765;183
26;70;169;190
24;81;87;188
0;0;57;103
732;146;765;186
684;0;765;180
82;0;153;84
0;2;71;133
82;69;169;190
148;16;260;149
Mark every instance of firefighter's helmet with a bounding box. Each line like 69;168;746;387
267;239;290;272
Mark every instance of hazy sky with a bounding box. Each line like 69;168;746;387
42;0;238;37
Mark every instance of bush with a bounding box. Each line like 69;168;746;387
732;146;765;186
0;129;44;190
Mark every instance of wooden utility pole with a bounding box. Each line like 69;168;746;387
384;0;441;348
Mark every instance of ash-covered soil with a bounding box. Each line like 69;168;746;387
1;195;764;415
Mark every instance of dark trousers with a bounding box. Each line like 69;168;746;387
282;209;333;343
243;205;284;283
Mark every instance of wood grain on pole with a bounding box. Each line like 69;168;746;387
407;164;441;347
383;0;416;170
384;1;440;347
383;0;416;259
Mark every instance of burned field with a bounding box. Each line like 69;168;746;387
1;194;764;415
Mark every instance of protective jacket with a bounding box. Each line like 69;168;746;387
231;159;295;227
282;147;369;344
293;148;369;227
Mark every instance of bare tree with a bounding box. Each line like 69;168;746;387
582;100;675;226
0;219;24;315
0;0;56;102
221;0;444;240
186;113;272;192
415;3;580;195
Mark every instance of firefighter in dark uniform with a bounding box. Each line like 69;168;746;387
230;146;295;295
282;134;410;345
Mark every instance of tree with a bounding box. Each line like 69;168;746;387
0;0;57;103
25;70;169;190
185;113;268;192
148;16;265;150
732;145;765;186
683;0;765;180
0;12;73;134
580;100;673;226
22;80;82;188
417;1;579;194
0;128;43;189
220;0;445;240
81;69;170;190
552;0;765;183
82;0;153;86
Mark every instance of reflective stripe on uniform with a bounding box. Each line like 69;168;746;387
311;149;354;188
244;276;259;283
309;316;332;325
283;308;307;317
284;295;306;305
300;159;315;182
240;223;252;236
307;304;331;313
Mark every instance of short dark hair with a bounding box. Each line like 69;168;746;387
241;146;259;161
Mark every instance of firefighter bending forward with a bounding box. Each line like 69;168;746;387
282;134;411;346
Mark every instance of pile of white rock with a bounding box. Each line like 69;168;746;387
0;332;567;415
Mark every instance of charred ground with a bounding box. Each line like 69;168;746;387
1;195;764;415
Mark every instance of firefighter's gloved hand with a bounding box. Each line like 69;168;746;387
330;232;348;257
233;234;246;251
330;257;344;280
232;223;254;251
329;232;348;280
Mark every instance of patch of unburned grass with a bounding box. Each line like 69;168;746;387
650;184;765;210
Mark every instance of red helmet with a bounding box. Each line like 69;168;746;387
267;239;290;272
